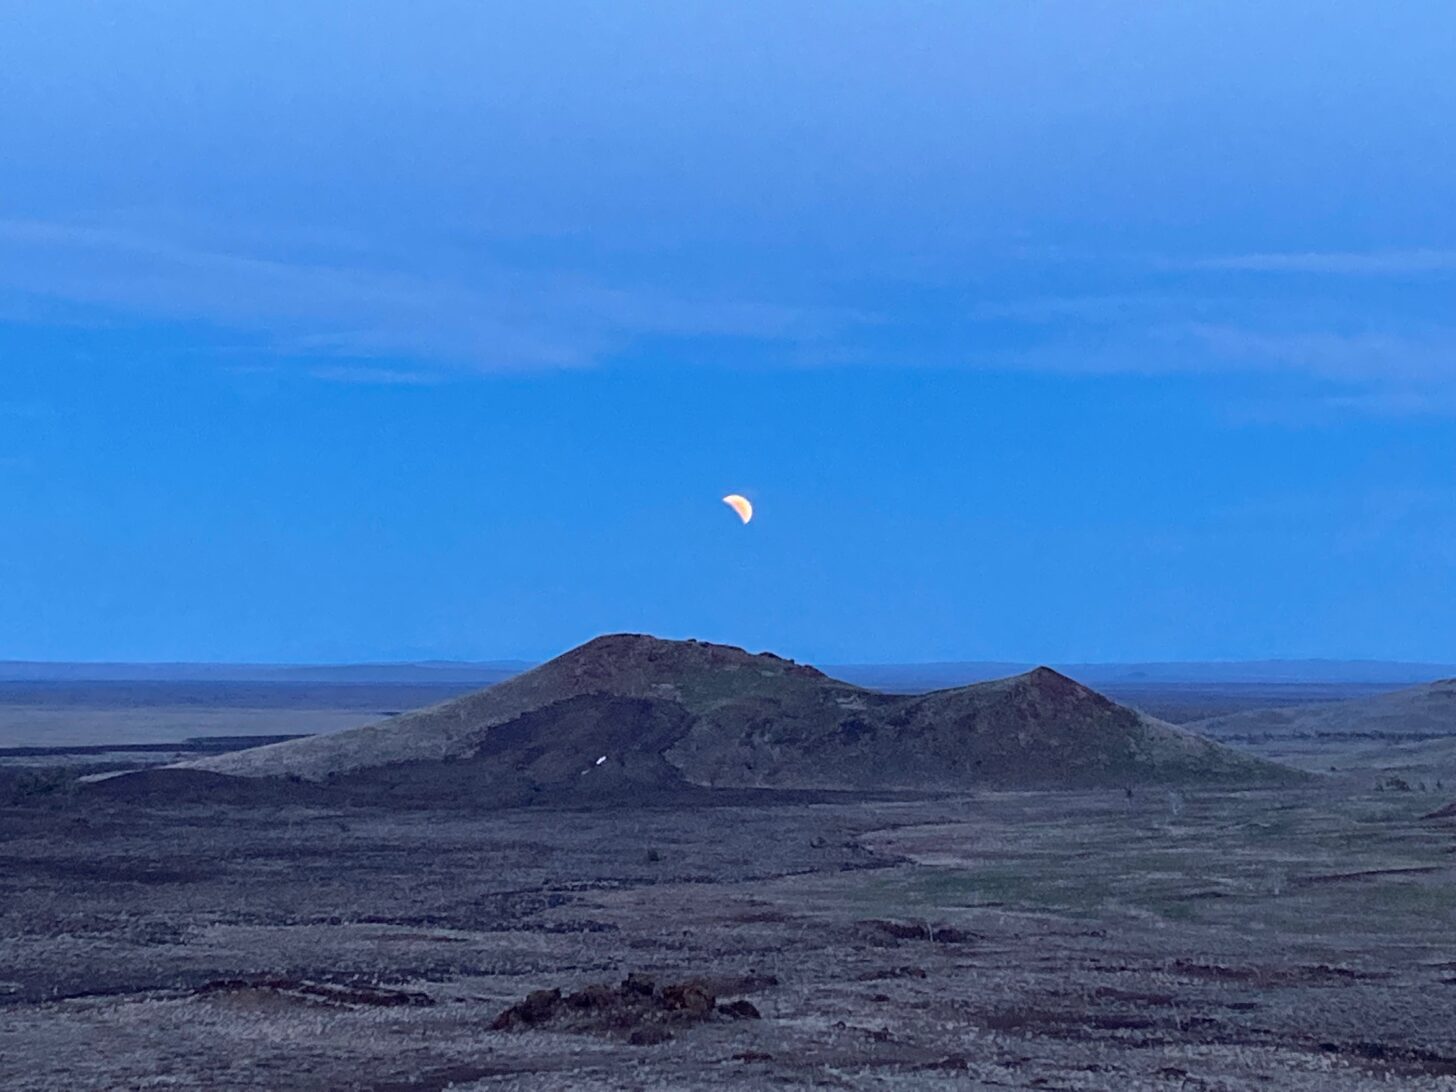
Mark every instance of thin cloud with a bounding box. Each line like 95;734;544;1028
1192;249;1456;275
967;321;1456;384
983;319;1445;372
968;293;1195;324
1223;391;1456;426
1316;389;1456;418
1183;323;1456;384
306;365;442;385
962;317;1456;420
0;218;856;372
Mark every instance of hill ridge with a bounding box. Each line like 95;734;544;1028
172;634;1300;797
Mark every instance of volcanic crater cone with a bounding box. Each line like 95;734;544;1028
169;634;1299;800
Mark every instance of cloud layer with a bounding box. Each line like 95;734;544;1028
0;218;851;378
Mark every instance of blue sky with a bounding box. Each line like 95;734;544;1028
3;2;1455;663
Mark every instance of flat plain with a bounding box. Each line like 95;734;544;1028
0;682;476;752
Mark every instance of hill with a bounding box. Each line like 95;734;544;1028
166;635;1297;800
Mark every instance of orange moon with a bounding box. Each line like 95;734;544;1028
722;494;753;524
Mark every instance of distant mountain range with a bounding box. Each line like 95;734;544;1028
114;634;1303;804
0;661;531;684
8;657;1453;687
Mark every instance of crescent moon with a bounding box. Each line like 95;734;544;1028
722;494;753;525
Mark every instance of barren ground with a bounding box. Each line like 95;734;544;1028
3;784;1454;1090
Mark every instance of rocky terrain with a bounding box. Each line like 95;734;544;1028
2;785;1453;1090
155;635;1295;801
4;643;1454;1089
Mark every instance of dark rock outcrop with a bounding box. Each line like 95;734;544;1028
491;972;765;1042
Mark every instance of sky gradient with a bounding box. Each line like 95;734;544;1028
3;2;1455;664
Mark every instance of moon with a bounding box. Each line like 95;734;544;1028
722;494;753;525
